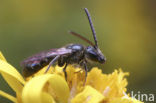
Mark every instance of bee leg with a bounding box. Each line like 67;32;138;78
63;63;68;81
45;55;60;73
84;63;88;86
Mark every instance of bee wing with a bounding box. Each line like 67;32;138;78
21;47;72;67
45;47;72;58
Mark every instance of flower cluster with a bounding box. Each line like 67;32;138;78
0;51;143;103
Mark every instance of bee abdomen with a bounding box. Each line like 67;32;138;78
23;58;50;78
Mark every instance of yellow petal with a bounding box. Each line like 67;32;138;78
106;69;129;98
25;65;63;81
0;90;17;103
71;86;105;103
86;67;108;92
86;68;129;98
41;92;55;103
0;60;25;93
48;74;69;102
22;74;69;103
0;51;7;61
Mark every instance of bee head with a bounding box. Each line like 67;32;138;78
69;8;106;64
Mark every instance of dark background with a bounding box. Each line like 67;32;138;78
0;0;156;102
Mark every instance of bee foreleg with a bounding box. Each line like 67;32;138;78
45;55;60;73
84;63;88;85
63;63;68;81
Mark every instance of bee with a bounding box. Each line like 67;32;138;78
21;8;106;82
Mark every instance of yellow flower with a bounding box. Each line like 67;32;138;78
0;51;143;103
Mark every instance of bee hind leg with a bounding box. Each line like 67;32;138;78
45;55;60;73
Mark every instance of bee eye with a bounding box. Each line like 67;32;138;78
85;46;98;61
85;46;106;63
88;50;97;57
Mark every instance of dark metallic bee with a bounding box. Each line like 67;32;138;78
21;8;106;82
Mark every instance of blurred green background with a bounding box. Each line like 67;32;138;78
0;0;156;102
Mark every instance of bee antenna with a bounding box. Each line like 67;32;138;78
84;8;98;48
68;31;95;46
